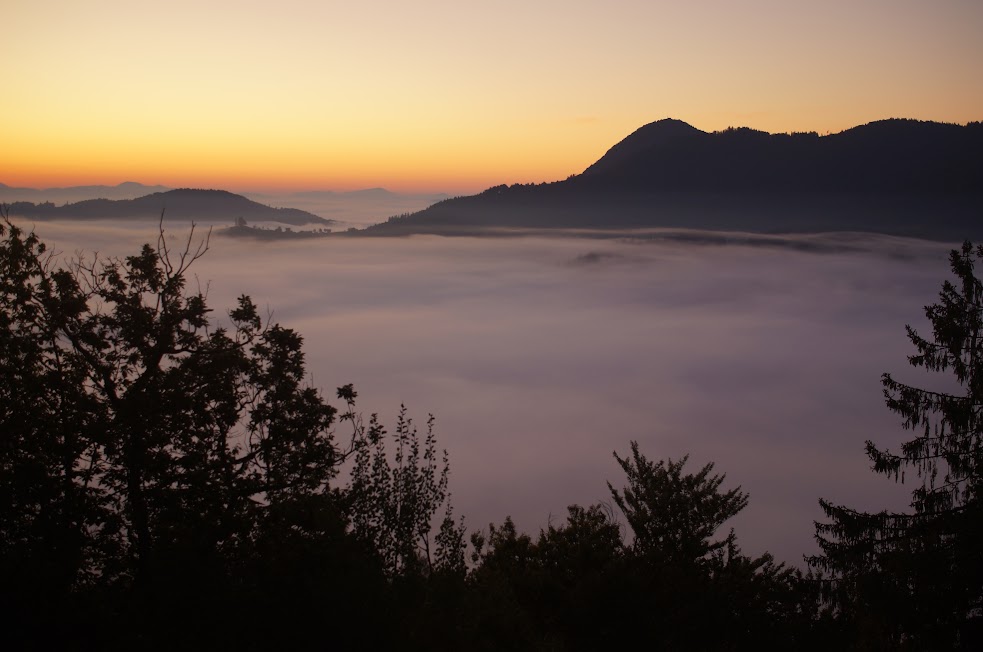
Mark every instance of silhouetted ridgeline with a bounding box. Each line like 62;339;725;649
367;119;983;240
0;181;170;203
7;188;333;227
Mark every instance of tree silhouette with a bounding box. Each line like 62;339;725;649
466;506;625;651
460;444;807;650
0;215;372;647
608;442;803;649
3;211;840;648
813;241;983;649
609;443;748;564
341;390;465;578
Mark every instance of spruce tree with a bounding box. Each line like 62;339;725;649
813;241;983;649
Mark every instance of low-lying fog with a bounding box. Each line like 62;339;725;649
19;218;956;565
242;189;450;229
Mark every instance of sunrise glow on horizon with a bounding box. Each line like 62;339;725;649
3;0;982;194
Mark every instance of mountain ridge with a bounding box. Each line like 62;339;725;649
0;181;171;203
366;118;983;240
6;188;334;226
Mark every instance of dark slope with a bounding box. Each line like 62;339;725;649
578;118;980;193
368;119;983;240
8;188;333;226
581;118;708;178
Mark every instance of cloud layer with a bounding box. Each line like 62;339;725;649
21;219;955;564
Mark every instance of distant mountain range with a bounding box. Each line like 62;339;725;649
1;183;447;228
6;189;333;226
241;188;450;228
367;118;983;240
0;181;170;204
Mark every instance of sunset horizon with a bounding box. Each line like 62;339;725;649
5;1;982;195
4;1;983;645
4;113;981;196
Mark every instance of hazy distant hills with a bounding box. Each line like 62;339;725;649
7;189;333;226
1;183;446;229
0;181;170;204
368;118;983;240
242;188;450;228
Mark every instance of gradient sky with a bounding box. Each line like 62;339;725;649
3;0;982;193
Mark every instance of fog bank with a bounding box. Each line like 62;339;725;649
19;218;954;564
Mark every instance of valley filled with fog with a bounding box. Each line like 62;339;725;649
18;217;956;564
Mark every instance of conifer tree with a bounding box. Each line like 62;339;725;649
813;241;983;649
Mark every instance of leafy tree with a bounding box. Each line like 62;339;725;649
0;215;107;614
3;211;833;649
0;215;364;646
1;213;478;649
325;387;469;651
341;388;466;578
462;444;807;651
608;442;803;650
467;506;625;651
609;442;748;564
813;241;983;649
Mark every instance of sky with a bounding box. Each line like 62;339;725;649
3;0;982;193
16;218;955;563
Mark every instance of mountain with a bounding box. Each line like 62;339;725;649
578;118;979;193
0;181;171;204
7;189;333;226
366;119;983;240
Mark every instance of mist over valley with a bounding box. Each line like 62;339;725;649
6;117;977;566
15;215;954;564
7;0;983;641
0;183;448;231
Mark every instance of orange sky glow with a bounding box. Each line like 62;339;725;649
3;0;981;194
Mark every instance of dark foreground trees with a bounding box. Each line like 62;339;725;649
813;241;983;650
0;218;334;645
0;217;464;649
20;214;982;649
608;445;807;647
0;211;818;650
464;446;812;651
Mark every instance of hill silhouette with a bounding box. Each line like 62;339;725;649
0;181;170;204
7;188;333;226
367;119;983;240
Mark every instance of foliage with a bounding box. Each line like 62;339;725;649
1;216;341;586
461;444;809;651
609;442;748;564
340;386;466;578
466;507;625;651
0;216;392;647
812;241;983;649
609;443;805;650
3;212;895;648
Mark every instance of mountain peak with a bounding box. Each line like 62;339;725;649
582;119;706;177
642;117;700;131
615;118;704;146
369;117;983;240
